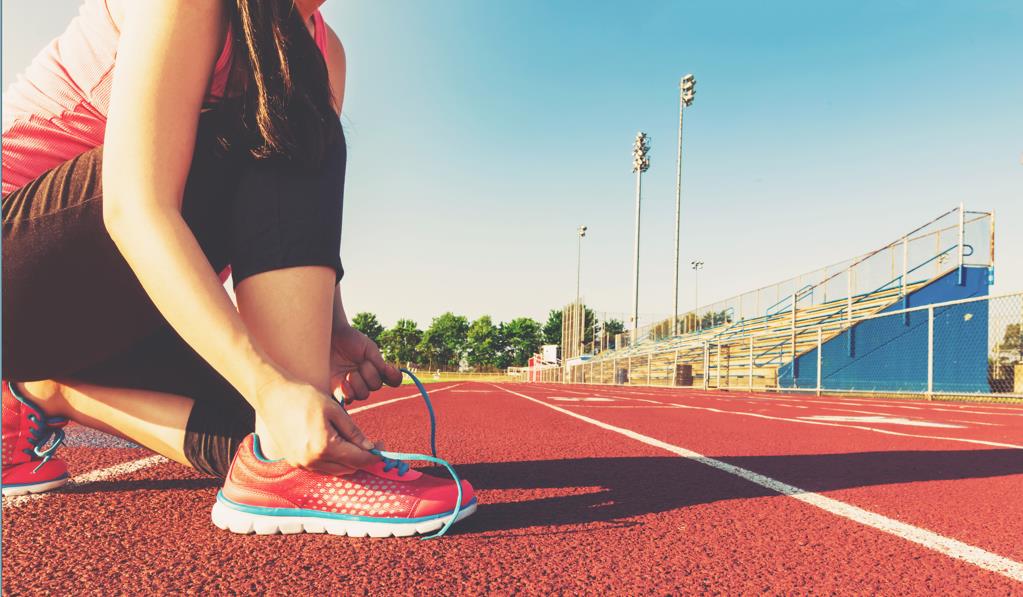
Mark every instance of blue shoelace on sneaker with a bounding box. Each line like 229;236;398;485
365;368;464;540
8;382;67;473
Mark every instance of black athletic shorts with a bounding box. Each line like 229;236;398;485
2;107;346;477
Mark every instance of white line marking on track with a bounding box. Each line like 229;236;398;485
2;385;462;509
3;454;167;508
550;397;616;402
347;383;463;414
952;420;1002;427
798;415;965;429
596;395;1023;450
494;385;1023;583
567;405;683;409
561;384;1023;416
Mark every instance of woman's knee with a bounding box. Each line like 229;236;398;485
228;137;347;287
16;380;69;417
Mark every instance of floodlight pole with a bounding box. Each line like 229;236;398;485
691;260;704;330
576;225;587;355
631;132;651;344
576;225;587;305
672;74;696;336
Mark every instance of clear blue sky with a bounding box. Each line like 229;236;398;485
4;1;1021;327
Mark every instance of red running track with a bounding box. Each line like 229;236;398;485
3;383;1022;594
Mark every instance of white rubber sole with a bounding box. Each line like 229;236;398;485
211;499;477;537
1;475;69;496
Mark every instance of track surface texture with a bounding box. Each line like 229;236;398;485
3;382;1022;594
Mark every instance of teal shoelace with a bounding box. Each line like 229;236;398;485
365;368;464;540
8;382;67;473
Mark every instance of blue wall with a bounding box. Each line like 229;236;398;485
778;266;990;392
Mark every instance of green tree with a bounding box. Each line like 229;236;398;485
543;309;562;345
583;307;596;344
995;323;1022;362
378;319;422;366
418;312;469;370
501;317;543;367
465;315;503;369
602;318;625;349
545;307;598;347
351;312;384;344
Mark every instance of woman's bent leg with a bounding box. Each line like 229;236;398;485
235;266;336;460
21;324;254;476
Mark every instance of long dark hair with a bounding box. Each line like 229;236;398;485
220;0;338;165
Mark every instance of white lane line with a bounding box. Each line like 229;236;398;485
603;395;1023;450
3;454;167;508
594;386;1023;416
567;405;683;409
494;385;1023;584
2;385;461;509
346;383;462;414
560;390;1020;448
798;415;964;429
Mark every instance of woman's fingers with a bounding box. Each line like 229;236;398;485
320;436;377;470
359;359;383;391
331;374;354;404
303;458;354;477
365;341;402;387
346;372;370;401
326;406;374;451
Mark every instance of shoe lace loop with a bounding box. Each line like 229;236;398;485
362;368;463;540
26;413;66;473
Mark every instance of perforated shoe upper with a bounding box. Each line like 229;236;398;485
221;434;474;519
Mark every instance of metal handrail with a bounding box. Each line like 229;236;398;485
765;284;815;316
675;207;990;331
756;244;971;365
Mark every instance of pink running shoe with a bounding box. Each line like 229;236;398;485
212;434;476;538
2;381;70;496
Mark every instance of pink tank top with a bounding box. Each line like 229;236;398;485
1;0;328;196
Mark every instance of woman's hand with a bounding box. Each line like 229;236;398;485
255;377;379;475
330;324;402;404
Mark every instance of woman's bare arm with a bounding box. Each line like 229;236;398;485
103;0;284;404
323;23;354;334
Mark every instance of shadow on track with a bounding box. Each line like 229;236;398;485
58;476;221;495
450;449;1023;533
53;449;1021;535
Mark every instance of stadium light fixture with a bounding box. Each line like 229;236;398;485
631;132;651;343
576;225;588;355
672;74;696;336
691;259;704;330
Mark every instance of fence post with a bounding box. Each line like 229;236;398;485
816;326;823;397
627;356;632;385
902;235;910;324
957;202;965;286
647;354;652;386
846;267;854;357
927;304;934;400
703;342;709;390
673;349;679;387
748;335;754;392
716;343;721;389
791;292;798;385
